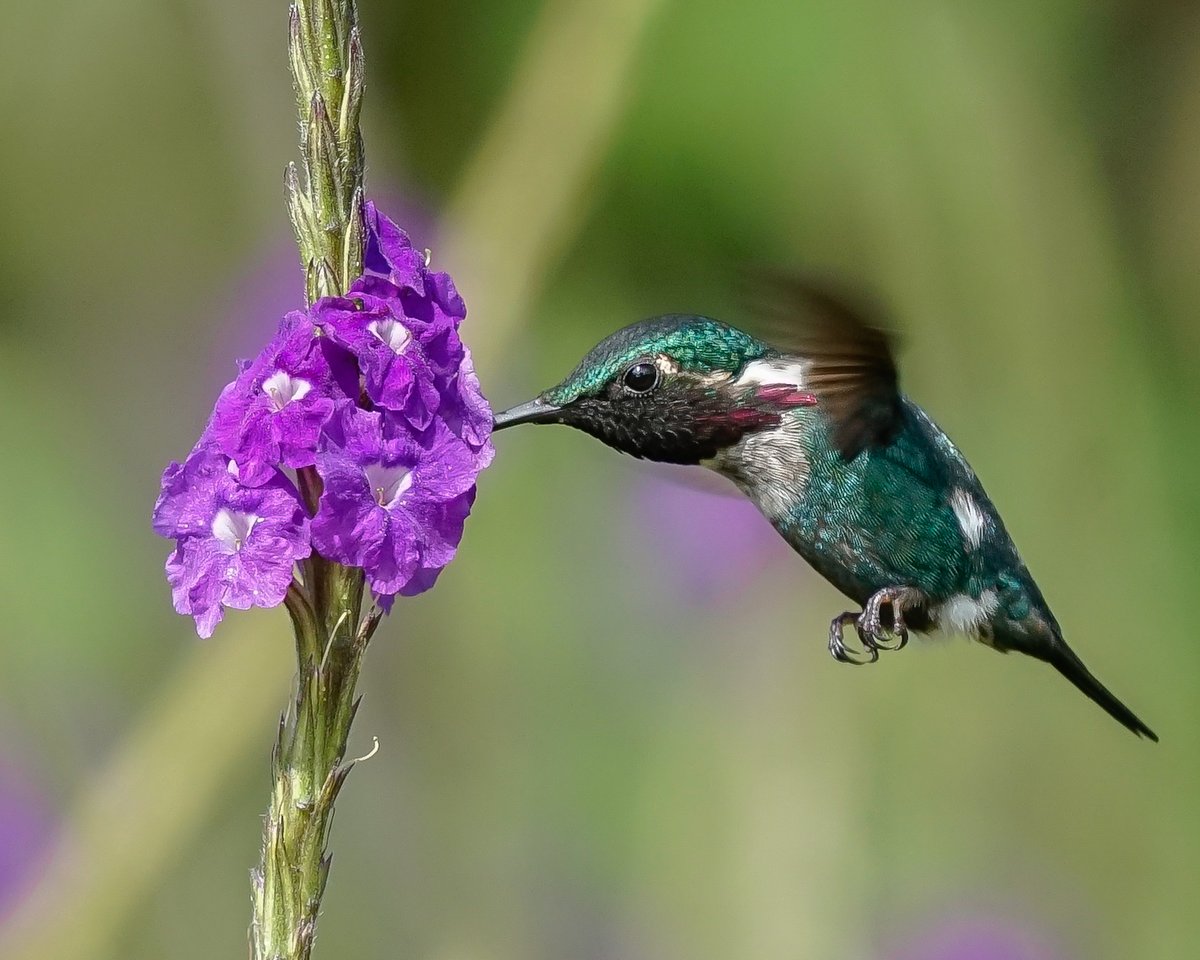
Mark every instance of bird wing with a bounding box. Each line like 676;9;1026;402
749;274;905;461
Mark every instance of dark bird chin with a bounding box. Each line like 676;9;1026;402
492;398;563;430
558;396;781;465
491;375;790;464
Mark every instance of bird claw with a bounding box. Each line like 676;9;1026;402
860;587;911;652
828;586;918;665
828;612;877;665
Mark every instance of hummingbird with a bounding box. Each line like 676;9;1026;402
491;282;1157;741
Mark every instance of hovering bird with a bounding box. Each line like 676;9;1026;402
491;282;1156;740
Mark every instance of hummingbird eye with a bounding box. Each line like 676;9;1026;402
622;361;659;394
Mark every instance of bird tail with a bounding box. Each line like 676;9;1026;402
992;617;1158;742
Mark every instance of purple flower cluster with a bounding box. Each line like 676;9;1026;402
153;203;493;637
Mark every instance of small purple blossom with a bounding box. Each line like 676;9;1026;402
153;201;492;636
314;293;453;430
325;205;489;457
211;311;354;486
153;445;311;638
312;405;478;596
351;203;467;336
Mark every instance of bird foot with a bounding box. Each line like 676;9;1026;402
828;586;922;665
828;611;874;664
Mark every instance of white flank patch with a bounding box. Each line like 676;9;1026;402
734;357;809;388
949;487;987;549
937;589;999;635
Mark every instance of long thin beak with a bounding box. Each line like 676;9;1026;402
492;397;563;430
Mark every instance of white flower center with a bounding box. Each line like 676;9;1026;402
262;370;312;412
364;464;413;508
211;507;259;553
367;318;412;355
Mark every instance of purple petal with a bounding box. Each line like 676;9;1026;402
210;311;346;484
311;450;389;566
395;564;446;597
314;408;482;595
440;346;495;456
362;200;426;294
426;269;466;324
152;444;233;539
159;453;310;638
314;294;442;429
392;491;476;597
360;520;422;595
410;421;482;502
409;489;476;568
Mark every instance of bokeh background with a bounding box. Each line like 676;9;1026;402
1;1;1197;958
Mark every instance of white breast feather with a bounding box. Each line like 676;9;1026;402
705;417;809;520
699;358;813;519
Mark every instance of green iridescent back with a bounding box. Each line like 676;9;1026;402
783;400;1022;604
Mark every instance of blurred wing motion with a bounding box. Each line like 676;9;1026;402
749;273;905;460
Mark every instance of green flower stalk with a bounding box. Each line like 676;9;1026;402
285;0;365;303
151;2;493;955
251;3;371;959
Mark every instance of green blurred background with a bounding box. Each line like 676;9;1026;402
0;1;1197;958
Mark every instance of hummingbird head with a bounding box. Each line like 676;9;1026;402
492;315;818;464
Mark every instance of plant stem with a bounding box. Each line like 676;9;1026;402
250;3;371;958
285;0;365;303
